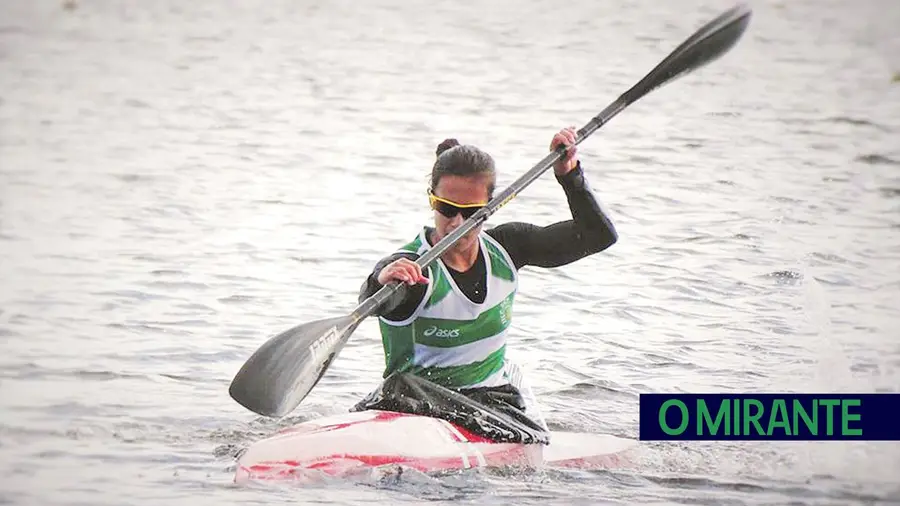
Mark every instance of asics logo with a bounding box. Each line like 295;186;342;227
422;325;460;338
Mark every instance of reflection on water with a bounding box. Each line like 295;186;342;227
1;0;899;504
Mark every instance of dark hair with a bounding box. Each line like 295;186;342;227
430;138;496;197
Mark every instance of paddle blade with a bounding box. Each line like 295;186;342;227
621;3;752;108
229;314;359;418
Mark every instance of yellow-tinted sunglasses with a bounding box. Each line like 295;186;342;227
427;190;487;219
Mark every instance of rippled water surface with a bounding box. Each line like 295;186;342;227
2;0;899;504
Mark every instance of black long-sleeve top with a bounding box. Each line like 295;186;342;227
358;161;617;321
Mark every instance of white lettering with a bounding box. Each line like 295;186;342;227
309;326;340;362
499;298;512;326
422;325;460;338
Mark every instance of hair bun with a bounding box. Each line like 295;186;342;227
436;138;460;157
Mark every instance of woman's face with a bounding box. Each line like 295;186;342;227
430;174;490;250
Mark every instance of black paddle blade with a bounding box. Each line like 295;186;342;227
576;3;752;142
228;314;359;417
621;3;752;108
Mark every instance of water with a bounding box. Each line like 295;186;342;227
1;0;899;504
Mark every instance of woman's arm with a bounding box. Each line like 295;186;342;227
486;161;618;269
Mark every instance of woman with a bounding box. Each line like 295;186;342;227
353;127;618;442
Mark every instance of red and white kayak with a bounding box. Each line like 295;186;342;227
234;409;637;484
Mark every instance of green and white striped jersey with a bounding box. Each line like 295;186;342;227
378;227;518;389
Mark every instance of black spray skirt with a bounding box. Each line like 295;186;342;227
351;371;550;445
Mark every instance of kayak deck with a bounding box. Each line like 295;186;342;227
234;409;636;483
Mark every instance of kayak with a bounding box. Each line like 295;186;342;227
234;364;637;484
234;408;637;483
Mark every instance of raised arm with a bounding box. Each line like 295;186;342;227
486;127;617;269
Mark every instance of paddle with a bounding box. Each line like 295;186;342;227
229;3;753;418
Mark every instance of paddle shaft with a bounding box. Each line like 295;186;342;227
352;3;753;321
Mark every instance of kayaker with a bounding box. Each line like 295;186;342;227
354;127;618;441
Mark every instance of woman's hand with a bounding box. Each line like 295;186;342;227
550;126;579;176
377;258;429;286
